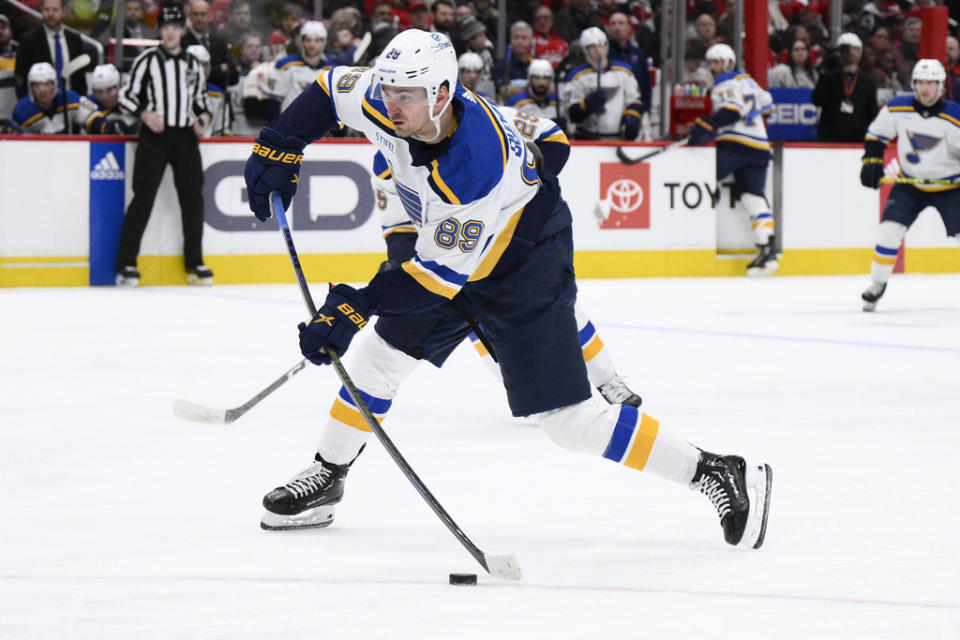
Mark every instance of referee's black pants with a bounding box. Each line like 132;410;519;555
116;127;205;271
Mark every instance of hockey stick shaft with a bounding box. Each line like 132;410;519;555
616;137;689;165
880;177;959;185
269;192;518;579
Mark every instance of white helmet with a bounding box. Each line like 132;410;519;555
528;58;553;79
579;26;608;49
374;30;458;138
91;63;121;90
458;51;483;71
186;44;210;64
705;43;736;70
300;20;327;41
837;32;863;49
28;62;57;85
912;58;946;104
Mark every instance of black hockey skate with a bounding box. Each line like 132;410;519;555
597;375;642;408
691;451;772;549
115;266;140;287
187;265;214;286
260;450;360;531
861;281;887;312
746;237;778;277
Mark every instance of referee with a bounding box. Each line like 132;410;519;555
115;3;213;286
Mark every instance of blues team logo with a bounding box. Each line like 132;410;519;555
905;130;941;163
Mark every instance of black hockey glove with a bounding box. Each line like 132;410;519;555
860;157;884;189
105;119;135;134
245;127;307;222
621;113;640;141
298;284;372;366
583;89;608;115
687;116;715;146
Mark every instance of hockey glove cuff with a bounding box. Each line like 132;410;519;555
620;112;641;141
860;157;884;189
687;117;716;146
298;284;372;366
245;127;308;222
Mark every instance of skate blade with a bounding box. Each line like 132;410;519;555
260;505;335;531
862;300;877;312
746;261;779;278
187;274;213;286
739;463;773;550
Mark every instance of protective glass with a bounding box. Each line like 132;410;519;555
371;83;430;107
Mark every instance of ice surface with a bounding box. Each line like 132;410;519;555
2;275;959;639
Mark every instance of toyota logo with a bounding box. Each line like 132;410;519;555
605;178;644;214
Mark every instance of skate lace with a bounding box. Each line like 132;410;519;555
598;377;636;405
286;465;333;499
695;474;731;519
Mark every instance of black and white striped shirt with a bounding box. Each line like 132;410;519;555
119;46;208;128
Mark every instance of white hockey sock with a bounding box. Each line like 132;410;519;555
575;303;618;387
317;330;420;464
468;332;503;383
870;220;907;284
741;193;774;246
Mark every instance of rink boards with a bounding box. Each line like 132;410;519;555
0;136;958;286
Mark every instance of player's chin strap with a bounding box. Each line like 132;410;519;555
414;91;454;143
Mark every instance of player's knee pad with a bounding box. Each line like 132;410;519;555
739;192;770;217
877;220;908;248
346;330;420;399
535;395;621;455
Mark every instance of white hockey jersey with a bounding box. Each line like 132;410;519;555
11;91;86;134
565;60;639;138
77;94;138;133
267;54;327;111
317;65;542;298
709;70;773;150
865;95;960;192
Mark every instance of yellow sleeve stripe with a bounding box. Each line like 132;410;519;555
315;73;330;96
610;64;633;75
86;110;106;130
401;260;460;299
570;68;594;82
362;96;395;131
382;226;417;238
429;160;460;204
888;106;914;112
280;60;304;71
542;131;569;145
938;112;960;128
722;104;742;115
377;167;391;179
468;205;524;282
22;112;44;127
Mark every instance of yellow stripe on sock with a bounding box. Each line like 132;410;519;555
622;413;660;471
329;399;379;432
472;340;489;357
582;335;605;362
873;254;898;266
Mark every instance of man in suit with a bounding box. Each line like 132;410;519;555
14;0;92;98
182;0;237;89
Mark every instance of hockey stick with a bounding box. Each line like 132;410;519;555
615;136;689;165
60;53;91;135
352;30;373;65
173;359;308;424
880;177;960;185
270;191;521;581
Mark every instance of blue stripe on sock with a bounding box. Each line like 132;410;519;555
875;244;899;256
579;321;596;346
337;386;392;415
602;404;640;462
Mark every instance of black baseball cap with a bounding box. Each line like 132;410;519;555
157;4;186;26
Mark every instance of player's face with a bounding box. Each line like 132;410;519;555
301;34;325;58
914;79;941;106
708;58;726;77
459;68;479;89
95;86;119;109
586;42;607;67
31;80;56;109
530;75;551;94
382;85;432;136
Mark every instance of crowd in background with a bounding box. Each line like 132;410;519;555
1;0;960;140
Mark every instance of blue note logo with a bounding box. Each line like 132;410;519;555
90;151;124;180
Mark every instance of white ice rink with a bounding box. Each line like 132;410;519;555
2;274;959;639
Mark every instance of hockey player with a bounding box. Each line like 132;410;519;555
689;44;778;277
506;58;565;131
243;30;772;549
265;20;328;112
186;45;232;136
565;27;643;141
456;52;490;99
371;106;641;406
859;59;960;311
12;62;84;134
78;64;137;134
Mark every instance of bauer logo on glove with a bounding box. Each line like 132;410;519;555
251;142;304;165
299;284;373;365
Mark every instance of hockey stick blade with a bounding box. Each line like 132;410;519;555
484;553;522;580
62;53;91;80
173;398;228;424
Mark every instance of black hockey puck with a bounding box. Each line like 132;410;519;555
449;573;478;586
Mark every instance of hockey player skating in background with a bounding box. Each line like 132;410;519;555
689;44;778;277
859;59;960;311
565;27;644;141
243;30;771;549
371;106;641;407
78;64;137;134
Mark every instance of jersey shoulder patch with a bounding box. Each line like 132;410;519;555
12;96;41;125
372;150;391;178
885;95;915;111
275;54;304;71
939;99;960;126
567;63;594;82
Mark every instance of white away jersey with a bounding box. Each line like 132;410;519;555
710;70;773;150
317;65;542;299
866;95;960;191
267;55;328;111
565;60;639;138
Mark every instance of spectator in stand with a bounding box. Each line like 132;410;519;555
268;3;300;59
14;0;92;98
682;40;713;87
218;0;254;52
12;61;85;132
867;24;891;55
459;15;495;96
796;4;829;48
236;30;263;74
608;11;651;115
432;0;456;40
688;12;717;49
946;35;960;100
471;0;500;50
555;0;603;43
812;32;878;142
493;20;534;102
78;63;138;133
597;0;619;25
874;47;904;93
532;5;568;68
121;0;159;65
371;0;394;26
507;58;565;128
327;7;363;65
0;14;18;124
894;16;921;86
184;0;238;89
768;38;818;88
408;0;431;31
